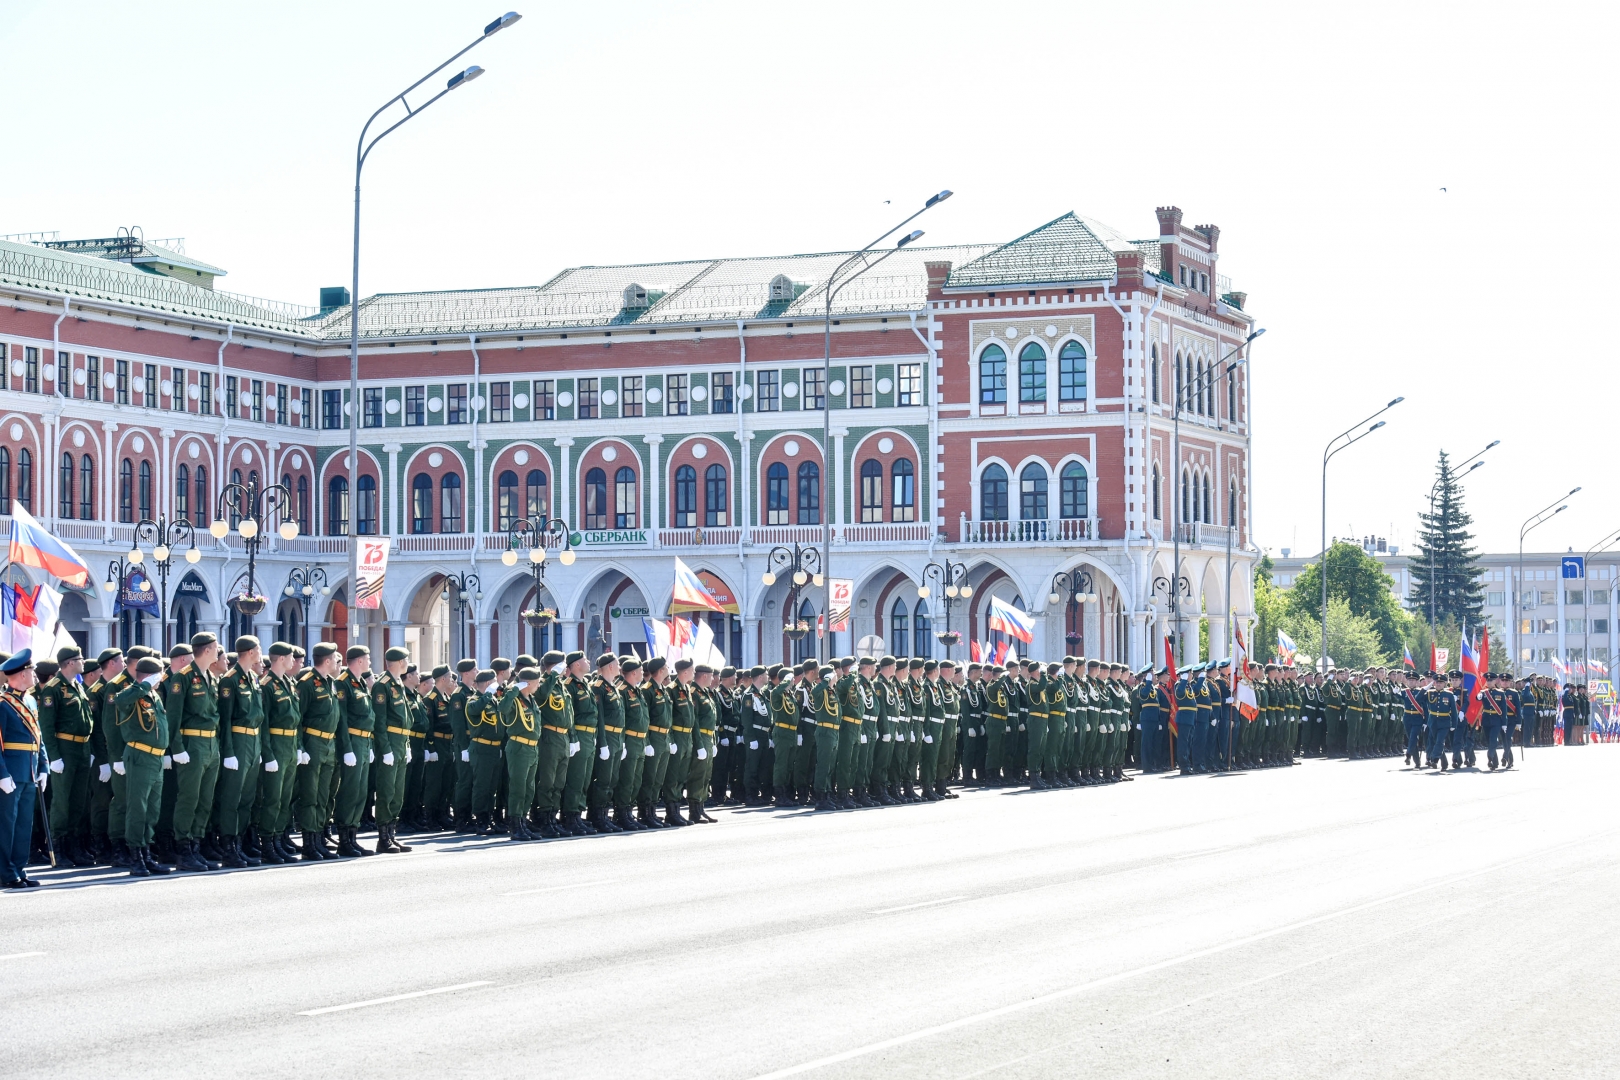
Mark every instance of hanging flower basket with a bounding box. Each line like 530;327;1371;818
522;608;556;629
935;630;962;647
234;593;268;617
1064;632;1083;646
783;620;811;641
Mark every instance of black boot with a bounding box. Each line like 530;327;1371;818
109;841;132;869
278;829;299;860
174;840;208;872
255;830;284;865
389;824;412;852
219;837;248;869
508;818;532;842
127;847;151;877
638;802;665;829
141;845;173;875
301;831;326;861
240;829;263;860
334;827;366;858
664;801;689;827
199;834;225;864
474;813;492;836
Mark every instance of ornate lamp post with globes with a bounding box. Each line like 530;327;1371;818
210;475;299;626
919;559;971;658
129;512;200;653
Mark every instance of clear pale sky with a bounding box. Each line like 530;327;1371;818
3;1;1613;559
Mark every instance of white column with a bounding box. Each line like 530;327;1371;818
832;428;848;530
88;617;112;656
384;443;401;535
556;438;574;528
643;434;662;539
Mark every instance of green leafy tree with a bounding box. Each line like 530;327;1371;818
1409;450;1485;625
1252;553;1289;662
1283;541;1411;659
1283;598;1387;670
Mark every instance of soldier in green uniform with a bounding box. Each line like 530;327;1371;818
832;657;863;808
164;632;223;872
332;645;376;858
250;642;301;864
868;658;898;803
637;657;672;827
588;653;626;833
39;645;94;866
686;665;719;823
612;657;648;829
214;637;265;868
369;646;413;854
737;665;771;806
712;667;742;806
661;658;697;826
418;665;456;829
559;651;599;835
936;661;963;797
447;659;477;831
767;663;799;806
466;666;504;834
116;656;174;877
294;642;341;860
500;664;542;841
791;660;819;799
530;651;572;838
87;651;126;865
399;665;428;828
896;659;923;800
808;659;842;811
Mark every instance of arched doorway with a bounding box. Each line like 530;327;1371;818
576;570;650;660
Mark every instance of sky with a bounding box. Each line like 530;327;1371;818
2;0;1614;559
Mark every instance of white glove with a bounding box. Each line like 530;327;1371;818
161;756;172;770
669;743;679;755
859;734;868;744
460;749;470;762
173;750;191;766
89;753;96;766
768;739;774;749
644;745;655;757
49;758;64;774
697;747;707;760
796;734;803;746
222;756;239;771
923;734;934;744
598;745;610;761
405;746;413;764
1212;719;1219;727
1019;724;1026;731
967;728;976;738
720;738;730;747
568;741;580;757
882;733;892;742
36;773;46;791
368;749;376;764
425;751;438;763
264;759;280;773
113;761;126;777
749;740;759;750
344;752;358;767
619;745;627;760
382;752;395;766
908;731;916;742
99;763;112;783
297;749;311;765
0;776;13;795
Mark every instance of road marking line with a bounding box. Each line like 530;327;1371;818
1172;846;1235;860
871;896;967;915
297;981;493;1016
0;951;45;961
745;840;1593;1080
502;878;618;897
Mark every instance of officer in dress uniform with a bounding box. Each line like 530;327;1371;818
0;650;46;888
500;664;543;842
332;645;377;857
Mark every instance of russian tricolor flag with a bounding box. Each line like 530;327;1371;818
988;596;1034;644
8;504;89;586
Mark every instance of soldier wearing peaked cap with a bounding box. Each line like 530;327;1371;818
110;655;172;880
500;665;544;841
660;658;697;826
213;637;266;869
739;665;772;806
249;642;302;863
37;643;93;867
164;632;224;872
330;644;375;858
417;664;457;829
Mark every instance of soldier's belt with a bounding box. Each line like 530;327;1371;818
698;727;716;736
508;734;538;747
625;729;647;738
346;727;373;739
673;725;693;733
386;725;413;737
817;721;840;730
542;725;569;735
604;726;624;734
268;728;298;738
54;732;90;743
649;725;670;734
127;741;164;757
303;727;336;740
841;716;861;725
180;728;216;738
472;737;503;747
773;723;796;731
2;741;39;752
433;730;457;740
230;726;260;736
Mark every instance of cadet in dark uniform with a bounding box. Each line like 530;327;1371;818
38;645;93;866
0;650;46;888
295;643;342;859
333;645;376;857
418;665;456;828
1424;672;1459;771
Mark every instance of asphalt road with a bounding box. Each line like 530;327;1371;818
5;747;1617;1079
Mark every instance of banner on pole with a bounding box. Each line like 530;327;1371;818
828;578;852;632
354;538;391;609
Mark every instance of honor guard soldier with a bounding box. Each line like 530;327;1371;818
738;666;771;806
531;652;574;838
165;632;224;873
661;659;697;826
1399;669;1427;768
500;665;543;841
612;658;649;829
215;636;266;868
112;655;173;880
637;657;673;827
936;661;963;797
86;651;123;864
38;645;93;867
1423;672;1459;771
713;667;743;805
834;657;866;808
686;665;719;823
561;651;600;835
0;651;46;888
418;665;457;829
809;660;842;811
332;645;376;857
251;642;302;864
466;667;505;834
370;646;413;854
448;660;479;831
768;662;800;806
294;643;342;860
588;653;626;834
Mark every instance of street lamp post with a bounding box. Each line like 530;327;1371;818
103;557;151;650
130;512;200;652
1319;397;1403;672
346;11;522;649
820;190;953;662
1426;441;1498;631
440;570;481;663
282;565;330;658
211;475;298;636
502;516;572;654
1048;568;1098;655
1151;570;1191;657
920;559;970;658
1516;488;1580;678
762;543;821;654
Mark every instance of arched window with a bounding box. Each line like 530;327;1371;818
525;469;547;521
1151;464;1162;521
1060;461;1088;519
704;464;728;527
796;462;820;525
296;475;309;533
59;452;75;518
891;459;915;522
890;598;910;659
193;465;207;527
0;450;10;514
116;456;130;522
440;474;463;533
412;473;434;533
978;343;1007;405
859;459;883;523
980;463;1008;521
497;470;519;530
327;476;348;535
18;449;34;513
356;474;377;535
673;464;697;528
1019;463;1047;521
175;464;189;522
1059;340;1087;403
81;456;95;521
583;467;607;529
765;462;789;526
1018;342;1047;404
1151;343;1161;403
614;466;638;529
914;600;932;659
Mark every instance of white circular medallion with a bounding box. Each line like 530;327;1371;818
601;445;618;463
828;380;844;397
187;441;200;459
187;384;200;401
782;382;798;398
72;430;85;448
290;453;303;468
877;437;894;453
160;380;171;397
783;440;800;458
427;397;442;412
42;364;55;382
343;402;352;416
1003;327;1018;339
241;447;252;463
601;389;618;406
1045;324;1058;338
289;395;302;413
513;394;529;410
7;423;21;441
556;391;573;408
876;377;892;394
343;455;352;469
691;442;708;460
738;384;753;400
73;368;86;386
514;449;530;465
428;452;444;468
130;435;144;452
102;372;116;389
645;387;662;404
8;360;22;377
471;395;486;410
384;399;400;415
131;377;145;394
691;385;707;402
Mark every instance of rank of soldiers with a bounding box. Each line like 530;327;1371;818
0;637;1573;887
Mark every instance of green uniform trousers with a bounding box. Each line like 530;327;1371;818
171;734;221;841
252;750;297;834
453;749;474;820
91;769;112;842
615;733;648;809
47;745;92;841
589;730;623;811
106;770;127;845
470;743;504;816
534;731;569;814
834;720;862;795
812;723;840;796
662;730;693;805
121;749;164;848
372;739;407;827
769;726;797;794
792;723;816;793
295;749;337;832
403;734;427;819
421;738;457;821
563;728;598;814
335;749;372;829
215;743;262;837
686;735;715;803
637;728;671;806
505;740;539;820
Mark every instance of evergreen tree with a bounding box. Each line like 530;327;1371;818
1409;451;1484;625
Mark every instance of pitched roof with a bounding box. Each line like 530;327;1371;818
945;212;1147;289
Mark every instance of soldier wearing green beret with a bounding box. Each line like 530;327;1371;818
533;652;573;837
768;663;800;806
684;665;718;824
558;651;599;835
293;643;342;859
612;657;648;830
213;636;265;867
420;664;457;829
500;666;543;841
164;633;223;872
331;645;376;857
116;656;173;877
39;644;94;866
588;653;626;833
636;657;673;827
465;669;504;834
660;658;697;825
368;646;413;853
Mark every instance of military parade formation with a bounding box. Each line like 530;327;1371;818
0;635;1587;888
